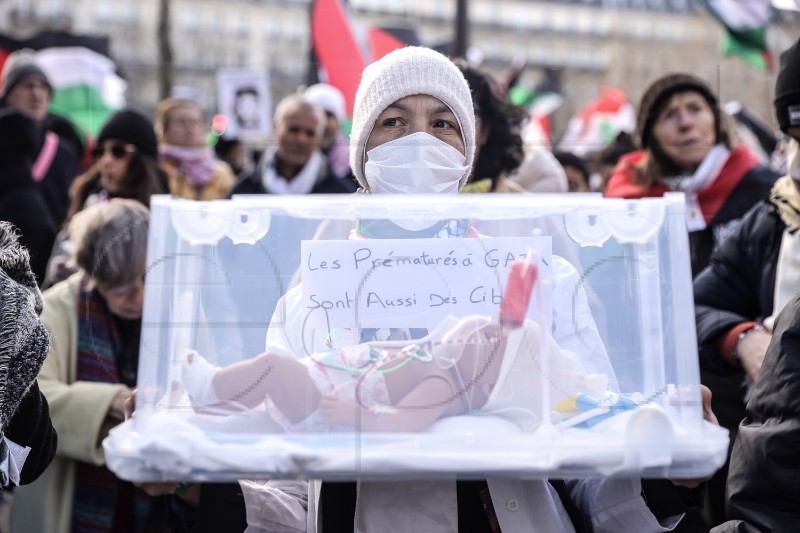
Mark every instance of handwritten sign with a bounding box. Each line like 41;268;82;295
301;237;552;329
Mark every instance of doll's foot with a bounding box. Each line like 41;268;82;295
181;349;219;406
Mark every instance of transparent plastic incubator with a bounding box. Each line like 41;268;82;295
104;193;728;482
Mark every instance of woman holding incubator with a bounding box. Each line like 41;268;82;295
143;46;717;533
218;47;706;533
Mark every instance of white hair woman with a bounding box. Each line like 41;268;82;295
12;199;164;533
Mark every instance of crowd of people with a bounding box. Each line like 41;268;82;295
0;33;799;533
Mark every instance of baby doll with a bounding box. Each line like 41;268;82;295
180;313;606;433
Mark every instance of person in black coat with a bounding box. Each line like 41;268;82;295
0;49;80;227
0;221;57;486
694;37;800;528
0;108;57;286
710;292;800;533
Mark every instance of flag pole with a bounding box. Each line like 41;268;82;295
454;0;469;58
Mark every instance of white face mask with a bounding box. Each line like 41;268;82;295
364;132;470;195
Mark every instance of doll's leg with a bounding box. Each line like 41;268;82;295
211;352;322;423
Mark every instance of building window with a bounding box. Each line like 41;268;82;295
552;10;570;32
266;17;282;39
96;1;112;24
236;14;250;38
575;11;592;34
635;19;651;38
123;1;138;27
236;50;248;68
210;10;225;34
183;9;199;34
670;0;688;12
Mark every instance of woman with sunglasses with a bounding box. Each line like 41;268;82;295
66;109;166;223
43;110;167;288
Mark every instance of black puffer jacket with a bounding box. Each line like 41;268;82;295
694;201;785;375
711;293;800;533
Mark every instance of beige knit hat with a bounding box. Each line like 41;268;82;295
349;46;476;191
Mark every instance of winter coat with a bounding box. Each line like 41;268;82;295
694;202;784;376
0;165;57;285
11;274;128;533
711;293;800;533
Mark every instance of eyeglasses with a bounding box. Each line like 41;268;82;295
92;142;137;159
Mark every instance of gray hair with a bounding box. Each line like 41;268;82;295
69;199;149;290
273;94;325;140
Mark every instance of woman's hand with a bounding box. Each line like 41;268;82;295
108;388;135;421
123;389;137;420
670;385;718;489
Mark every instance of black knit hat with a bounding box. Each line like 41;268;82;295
637;73;719;150
0;109;38;164
775;38;800;134
96;109;159;160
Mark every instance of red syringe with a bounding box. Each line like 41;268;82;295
498;259;538;329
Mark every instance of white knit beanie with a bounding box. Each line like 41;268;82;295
304;83;346;123
349;46;476;191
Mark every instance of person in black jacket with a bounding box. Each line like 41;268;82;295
0;108;57;286
694;37;800;528
231;94;356;195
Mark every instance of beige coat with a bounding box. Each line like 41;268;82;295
11;274;126;533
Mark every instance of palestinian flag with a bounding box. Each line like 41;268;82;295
700;0;773;71
0;31;126;136
310;0;424;120
310;0;369;118
508;68;563;149
558;86;635;156
367;27;421;64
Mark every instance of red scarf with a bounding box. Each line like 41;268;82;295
605;145;759;224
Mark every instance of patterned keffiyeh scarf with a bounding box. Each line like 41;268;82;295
160;145;218;187
72;277;151;533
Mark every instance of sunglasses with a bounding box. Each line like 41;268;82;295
93;142;137;159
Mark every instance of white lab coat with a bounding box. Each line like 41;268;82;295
240;256;680;532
